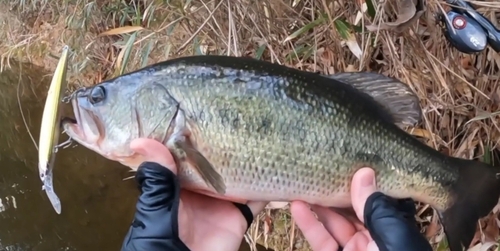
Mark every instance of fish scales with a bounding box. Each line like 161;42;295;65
62;55;500;251
147;62;452;209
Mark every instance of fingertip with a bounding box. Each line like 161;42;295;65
290;201;312;227
130;138;172;157
290;201;340;251
130;138;165;152
130;138;177;170
343;231;370;251
367;241;380;251
129;138;147;154
290;201;315;224
311;205;357;247
246;201;268;217
290;201;311;216
352;168;376;187
351;167;377;222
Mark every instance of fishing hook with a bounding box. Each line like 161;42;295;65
62;87;89;103
53;137;75;153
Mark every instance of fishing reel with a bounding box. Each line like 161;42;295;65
438;0;500;54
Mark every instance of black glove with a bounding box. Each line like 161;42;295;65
120;161;255;251
120;161;191;251
363;192;433;251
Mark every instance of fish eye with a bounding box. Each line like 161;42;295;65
88;86;106;105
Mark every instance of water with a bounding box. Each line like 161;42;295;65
0;61;140;250
0;61;269;251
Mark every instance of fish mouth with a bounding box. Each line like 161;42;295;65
61;97;103;153
60;95;140;167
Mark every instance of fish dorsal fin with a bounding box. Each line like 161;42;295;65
323;72;423;127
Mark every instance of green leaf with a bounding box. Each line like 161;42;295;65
334;19;351;39
119;31;137;75
436;236;448;251
483;145;492;164
255;45;266;60
141;40;154;68
284;14;327;42
365;0;377;19
193;36;204;55
285;44;314;62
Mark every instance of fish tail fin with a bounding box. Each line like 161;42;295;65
440;159;500;251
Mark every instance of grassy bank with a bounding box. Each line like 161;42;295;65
2;0;500;250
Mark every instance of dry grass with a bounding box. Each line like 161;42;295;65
3;0;500;250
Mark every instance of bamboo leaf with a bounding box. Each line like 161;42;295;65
98;26;144;37
283;15;326;43
141;40;154;68
255;45;266;60
365;0;377;19
334;19;351;39
119;32;137;75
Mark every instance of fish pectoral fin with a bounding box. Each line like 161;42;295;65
168;136;226;194
324;72;422;127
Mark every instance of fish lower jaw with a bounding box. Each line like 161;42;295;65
61;118;108;157
59;121;143;170
61;117;83;139
61;118;93;142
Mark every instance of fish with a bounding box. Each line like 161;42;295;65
61;55;500;251
38;45;70;214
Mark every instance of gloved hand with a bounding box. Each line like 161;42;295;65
291;168;433;251
120;161;190;251
120;138;267;251
363;193;432;251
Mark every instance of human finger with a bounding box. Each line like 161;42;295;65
246;201;268;217
343;231;370;251
361;229;380;251
310;205;356;247
367;241;380;251
130;138;177;172
332;208;366;232
290;201;339;251
350;168;378;222
233;201;268;233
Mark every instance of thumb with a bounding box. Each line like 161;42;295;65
130;138;177;173
350;167;377;222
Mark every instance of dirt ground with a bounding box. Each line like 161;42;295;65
3;0;500;250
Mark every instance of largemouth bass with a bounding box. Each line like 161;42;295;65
61;55;500;251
